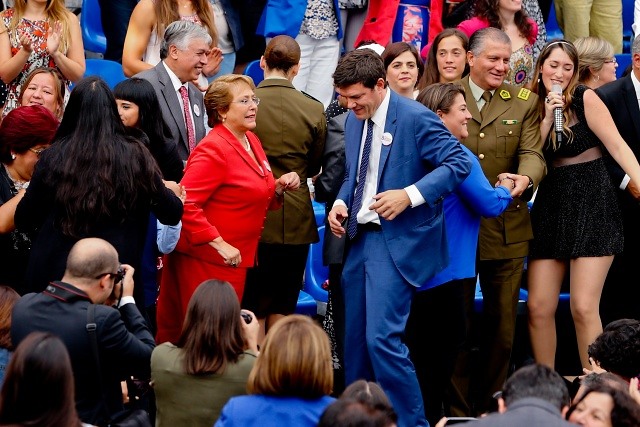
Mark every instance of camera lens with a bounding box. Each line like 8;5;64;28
240;312;252;324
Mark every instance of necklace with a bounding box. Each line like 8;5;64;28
3;164;28;192
243;136;251;151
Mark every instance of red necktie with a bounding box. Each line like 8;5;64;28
179;86;196;152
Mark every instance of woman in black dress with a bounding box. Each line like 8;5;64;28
0;105;58;294
14;77;183;308
527;40;640;371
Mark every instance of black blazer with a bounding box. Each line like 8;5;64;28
315;110;347;266
596;74;640;189
11;281;155;424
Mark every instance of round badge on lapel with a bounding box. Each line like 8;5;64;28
382;132;393;146
193;104;201;117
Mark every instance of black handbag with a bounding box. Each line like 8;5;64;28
86;304;152;427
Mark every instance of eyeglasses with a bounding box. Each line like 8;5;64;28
233;97;260;106
95;266;124;285
604;57;617;64
29;147;47;157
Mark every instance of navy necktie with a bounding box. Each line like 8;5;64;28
347;119;375;240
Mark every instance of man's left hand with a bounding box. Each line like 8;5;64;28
369;190;411;220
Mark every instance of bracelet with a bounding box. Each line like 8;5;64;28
500;177;516;189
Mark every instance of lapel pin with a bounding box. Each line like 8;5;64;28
499;90;511;100
193;104;201;117
381;132;393;146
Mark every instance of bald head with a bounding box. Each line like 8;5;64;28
65;238;119;281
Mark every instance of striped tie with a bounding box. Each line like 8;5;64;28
347;119;375;240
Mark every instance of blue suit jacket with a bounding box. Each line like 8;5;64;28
337;91;472;286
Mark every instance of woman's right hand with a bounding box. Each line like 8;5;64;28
240;309;260;353
209;237;241;267
543;90;565;123
18;30;33;53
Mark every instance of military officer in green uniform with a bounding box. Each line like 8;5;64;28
243;35;326;338
450;27;547;416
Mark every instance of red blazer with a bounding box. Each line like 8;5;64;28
175;124;281;268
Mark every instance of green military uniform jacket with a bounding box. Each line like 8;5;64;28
254;78;326;244
460;76;546;260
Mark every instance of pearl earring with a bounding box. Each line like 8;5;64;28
11;153;15;160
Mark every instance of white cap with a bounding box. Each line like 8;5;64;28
356;43;386;57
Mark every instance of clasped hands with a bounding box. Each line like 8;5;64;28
328;189;410;238
495;172;529;197
275;171;301;196
208;172;301;266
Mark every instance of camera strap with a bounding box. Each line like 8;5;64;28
43;281;92;304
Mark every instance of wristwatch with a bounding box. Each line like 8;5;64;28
526;176;534;190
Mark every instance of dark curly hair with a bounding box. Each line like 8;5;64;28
473;0;535;44
588;319;640;379
568;383;640;427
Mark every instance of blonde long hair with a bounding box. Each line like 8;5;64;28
155;0;217;46
530;40;580;150
4;0;72;52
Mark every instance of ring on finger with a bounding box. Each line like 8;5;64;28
545;96;550;103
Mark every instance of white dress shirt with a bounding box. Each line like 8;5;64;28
163;61;196;130
334;88;426;225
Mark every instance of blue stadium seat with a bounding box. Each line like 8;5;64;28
623;0;634;53
243;60;264;86
83;59;126;88
294;291;318;316
303;224;329;304
81;0;106;55
616;53;632;78
546;1;564;41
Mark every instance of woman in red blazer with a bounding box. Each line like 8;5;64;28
156;74;300;344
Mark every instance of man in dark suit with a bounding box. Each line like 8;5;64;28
451;27;546;416
456;364;573;427
596;35;640;324
11;238;155;425
328;49;472;427
136;21;208;162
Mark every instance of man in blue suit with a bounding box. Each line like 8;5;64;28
328;49;472;427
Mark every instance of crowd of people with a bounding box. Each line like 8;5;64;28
0;0;639;426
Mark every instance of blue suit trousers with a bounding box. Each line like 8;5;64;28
342;228;428;427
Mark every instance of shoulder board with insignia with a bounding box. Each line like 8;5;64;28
499;89;511;100
517;88;531;100
301;91;322;104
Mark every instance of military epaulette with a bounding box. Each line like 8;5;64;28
517;88;531;101
499;90;511;100
301;91;322;104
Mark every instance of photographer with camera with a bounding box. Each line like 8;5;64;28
10;238;155;426
152;279;259;427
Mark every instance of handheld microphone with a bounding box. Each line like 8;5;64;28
552;84;563;144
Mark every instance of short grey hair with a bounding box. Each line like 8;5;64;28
468;27;511;55
160;21;212;60
633;34;640;55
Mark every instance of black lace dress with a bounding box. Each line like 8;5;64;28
530;85;623;259
0;166;32;294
